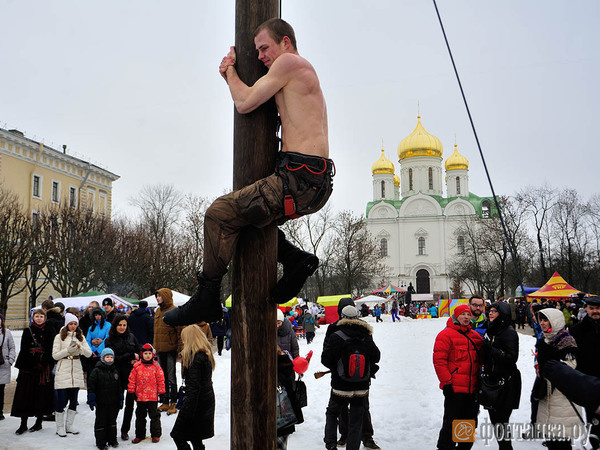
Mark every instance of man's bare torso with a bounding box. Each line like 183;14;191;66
275;54;329;159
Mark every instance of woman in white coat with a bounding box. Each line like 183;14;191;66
52;312;92;437
0;312;17;420
534;307;584;450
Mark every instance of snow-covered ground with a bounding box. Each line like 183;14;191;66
0;316;591;449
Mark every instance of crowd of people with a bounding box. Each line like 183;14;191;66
432;294;600;450
1;290;220;450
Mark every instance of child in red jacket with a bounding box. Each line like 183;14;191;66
127;343;166;443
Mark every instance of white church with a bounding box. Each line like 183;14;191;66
366;115;496;299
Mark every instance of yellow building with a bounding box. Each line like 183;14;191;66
0;127;119;326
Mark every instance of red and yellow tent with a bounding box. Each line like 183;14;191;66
372;284;406;295
527;272;584;300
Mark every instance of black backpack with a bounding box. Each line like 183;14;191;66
334;330;370;382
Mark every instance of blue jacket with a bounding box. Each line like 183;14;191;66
429;306;438;317
87;318;111;356
373;307;382;317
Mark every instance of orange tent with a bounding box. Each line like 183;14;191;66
527;272;584;300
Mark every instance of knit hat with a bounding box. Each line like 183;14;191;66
64;312;79;326
138;300;148;309
102;297;113;307
276;309;285;322
140;343;155;356
453;304;471;319
341;305;359;319
100;348;114;364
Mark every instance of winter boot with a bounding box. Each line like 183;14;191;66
29;416;43;432
362;438;381;449
15;417;28;435
158;403;170;412
55;412;67;437
166;403;177;415
336;436;347;447
65;409;79;434
162;272;223;326
272;230;319;303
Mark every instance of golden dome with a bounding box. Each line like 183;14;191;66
393;174;400;187
397;116;443;160
445;144;469;171
371;148;395;174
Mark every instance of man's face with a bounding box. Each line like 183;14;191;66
103;304;112;313
469;298;484;318
457;311;472;327
255;29;286;68
586;304;600;320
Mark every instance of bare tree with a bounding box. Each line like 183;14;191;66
515;185;556;282
24;216;51;310
130;184;184;244
0;188;32;317
42;205;109;297
330;211;387;297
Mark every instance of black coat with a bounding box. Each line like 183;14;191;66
105;332;140;390
88;360;122;406
128;307;154;345
45;309;64;342
277;353;304;437
11;323;55;417
171;352;215;441
321;318;381;392
570;315;600;378
482;302;521;410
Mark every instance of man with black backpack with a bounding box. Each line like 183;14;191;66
321;305;381;450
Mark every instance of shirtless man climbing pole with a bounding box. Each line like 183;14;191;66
163;18;334;327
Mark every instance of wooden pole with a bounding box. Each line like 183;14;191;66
231;1;279;449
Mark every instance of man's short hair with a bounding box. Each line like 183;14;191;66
254;18;297;50
469;295;484;304
41;299;54;310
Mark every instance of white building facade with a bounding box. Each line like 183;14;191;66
366;116;495;299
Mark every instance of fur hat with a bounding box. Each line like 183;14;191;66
341;305;359;319
100;348;114;364
64;312;79;326
453;304;471;319
276;309;285;322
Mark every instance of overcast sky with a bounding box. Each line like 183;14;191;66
1;0;598;219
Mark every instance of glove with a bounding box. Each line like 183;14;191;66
119;392;124;409
443;384;454;398
67;342;79;355
87;393;97;410
536;339;560;371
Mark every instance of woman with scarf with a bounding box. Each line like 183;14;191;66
11;309;55;434
105;313;140;441
534;307;584;450
52;312;92;437
480;302;521;450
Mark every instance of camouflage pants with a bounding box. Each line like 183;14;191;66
203;152;334;279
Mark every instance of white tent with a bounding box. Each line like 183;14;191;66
140;291;191;308
354;295;384;305
30;293;133;318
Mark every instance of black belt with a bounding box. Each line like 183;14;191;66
276;152;334;218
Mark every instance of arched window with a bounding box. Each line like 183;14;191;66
457;236;465;254
428;167;433;190
456;176;461;195
380;238;388;257
418;237;426;255
381;180;385;198
482;200;491;218
409;168;413;191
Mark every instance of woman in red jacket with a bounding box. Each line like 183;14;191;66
433;304;483;450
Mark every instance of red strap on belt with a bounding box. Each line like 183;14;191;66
284;194;301;219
